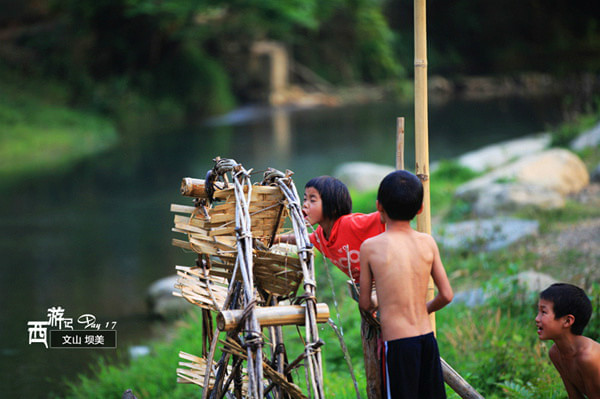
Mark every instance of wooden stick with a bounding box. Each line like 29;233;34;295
441;358;485;399
396;117;405;170
217;304;330;331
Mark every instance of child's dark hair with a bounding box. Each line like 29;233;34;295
305;176;352;221
377;170;423;221
540;283;592;335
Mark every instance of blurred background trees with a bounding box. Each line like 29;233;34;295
1;0;598;123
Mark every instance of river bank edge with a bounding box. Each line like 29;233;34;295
2;70;598;187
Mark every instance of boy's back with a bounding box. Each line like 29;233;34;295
358;169;453;399
360;225;441;341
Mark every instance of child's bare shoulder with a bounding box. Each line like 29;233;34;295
360;232;384;250
580;337;600;365
413;229;438;248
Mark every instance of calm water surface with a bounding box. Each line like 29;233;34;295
0;96;564;397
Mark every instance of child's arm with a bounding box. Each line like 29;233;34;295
358;241;375;314
426;237;453;314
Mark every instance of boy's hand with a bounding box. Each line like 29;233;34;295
359;308;380;328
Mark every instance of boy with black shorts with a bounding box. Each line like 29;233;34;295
359;170;453;398
536;283;600;398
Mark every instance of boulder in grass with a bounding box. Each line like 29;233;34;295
334;162;395;192
571;121;600;151
457;133;551;173
514;270;558;292
435;217;539;252
146;275;189;319
456;149;589;215
472;183;565;217
450;271;557;308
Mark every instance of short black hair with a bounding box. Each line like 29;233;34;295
540;283;592;335
305;176;352;221
376;170;423;221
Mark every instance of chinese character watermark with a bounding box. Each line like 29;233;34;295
27;307;117;349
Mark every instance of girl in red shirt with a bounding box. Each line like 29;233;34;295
278;175;385;283
277;175;385;399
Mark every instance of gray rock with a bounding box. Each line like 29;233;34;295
456;149;589;215
122;389;138;399
450;288;488;308
457;133;551;173
457;148;589;198
129;345;151;360
571;121;600;151
450;271;557;309
514;270;558;292
473;183;565;217
333;162;395;192
147;275;189;318
435;218;539;252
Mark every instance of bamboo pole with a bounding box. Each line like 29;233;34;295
412;3;483;399
414;0;435;333
217;304;330;331
396;117;405;170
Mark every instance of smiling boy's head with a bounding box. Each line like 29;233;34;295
540;283;592;335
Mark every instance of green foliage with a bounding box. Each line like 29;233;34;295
348;188;377;213
59;313;206;399
0;67;118;183
430;161;479;221
586;283;600;341
354;4;403;82
437;299;565;398
14;0;404;121
153;43;236;116
551;108;600;147
497;380;564;399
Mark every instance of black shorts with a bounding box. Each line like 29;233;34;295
381;332;446;399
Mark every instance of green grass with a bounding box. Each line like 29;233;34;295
0;68;119;183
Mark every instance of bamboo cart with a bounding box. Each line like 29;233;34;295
171;158;328;399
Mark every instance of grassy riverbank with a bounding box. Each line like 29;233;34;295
56;112;600;399
0;69;121;185
0;73;118;188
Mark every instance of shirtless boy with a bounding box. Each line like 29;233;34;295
536;283;600;398
359;170;453;398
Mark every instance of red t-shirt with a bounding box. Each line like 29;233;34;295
309;212;385;283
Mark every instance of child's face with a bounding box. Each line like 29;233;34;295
303;187;324;226
535;299;565;340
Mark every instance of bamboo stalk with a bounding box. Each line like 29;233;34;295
396;117;405;170
180;178;226;197
217;303;330;331
414;0;435;335
412;4;483;399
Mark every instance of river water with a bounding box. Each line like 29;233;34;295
0;96;564;397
